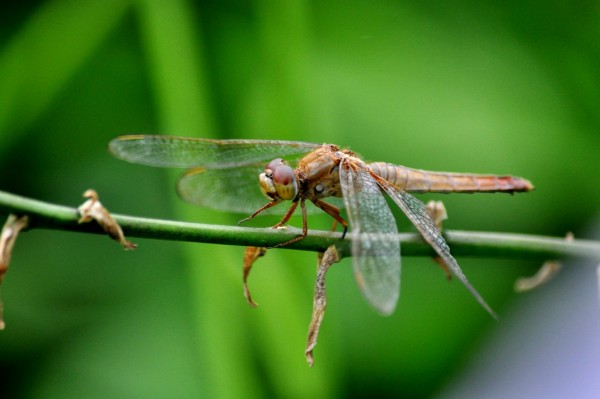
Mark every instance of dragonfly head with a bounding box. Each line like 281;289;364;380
259;158;298;201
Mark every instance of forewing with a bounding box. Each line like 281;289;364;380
178;166;320;215
340;163;400;315
376;177;497;318
109;135;320;169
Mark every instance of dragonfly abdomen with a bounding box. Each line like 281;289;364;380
368;162;534;193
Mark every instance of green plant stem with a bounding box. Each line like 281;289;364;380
0;190;599;261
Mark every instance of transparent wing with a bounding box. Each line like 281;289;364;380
375;177;497;318
109;135;320;169
178;166;323;215
340;163;400;315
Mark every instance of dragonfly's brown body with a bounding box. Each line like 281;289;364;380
295;144;347;200
295;144;533;199
109;135;534;317
368;161;533;193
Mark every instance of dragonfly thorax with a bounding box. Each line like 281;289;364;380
259;158;299;201
303;165;342;199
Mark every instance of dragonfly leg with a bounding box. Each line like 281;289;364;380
330;220;338;234
238;200;282;225
273;200;299;229
312;199;348;239
241;199;306;248
272;199;308;247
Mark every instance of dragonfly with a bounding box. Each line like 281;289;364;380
109;135;533;317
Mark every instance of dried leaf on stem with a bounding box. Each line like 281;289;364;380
426;200;452;280
78;189;136;250
0;214;29;330
305;245;340;367
514;232;572;292
242;246;267;307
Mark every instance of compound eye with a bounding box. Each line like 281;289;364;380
273;164;294;186
265;158;285;177
270;163;298;200
315;183;324;194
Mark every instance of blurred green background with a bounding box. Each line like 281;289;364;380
1;0;599;398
